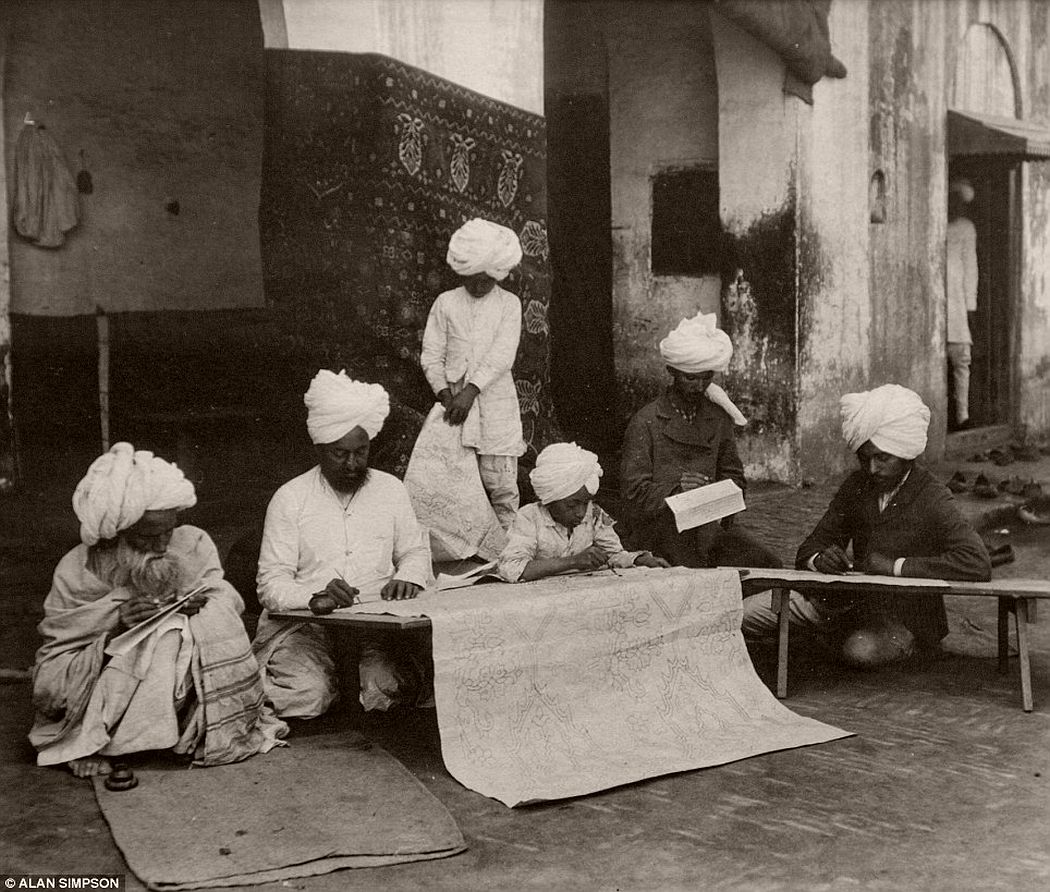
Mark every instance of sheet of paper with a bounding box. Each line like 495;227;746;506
105;584;207;657
435;560;499;590
730;566;950;587
664;478;745;532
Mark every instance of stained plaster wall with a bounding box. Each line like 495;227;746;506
867;0;950;457
710;12;801;483
1012;0;1050;436
4;0;270;484
604;1;720;412
5;0;265;317
795;0;871;481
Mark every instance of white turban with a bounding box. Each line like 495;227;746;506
530;442;602;505
840;384;931;460
73;442;196;546
446;218;523;281
659;311;733;374
304;369;390;445
950;179;975;203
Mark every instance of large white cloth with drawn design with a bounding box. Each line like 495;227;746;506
404;404;507;561
356;567;849;806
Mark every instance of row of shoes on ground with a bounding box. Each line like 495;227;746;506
946;471;1044;499
969;443;1045;464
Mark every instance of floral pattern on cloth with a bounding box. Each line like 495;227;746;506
352;567;850;807
259;51;558;478
404;405;507;561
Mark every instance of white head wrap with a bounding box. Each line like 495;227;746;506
73;442;197;546
446;218;523;281
840;384;931;460
530;442;603;505
304;369;390;445
659;311;733;374
950;179;975;203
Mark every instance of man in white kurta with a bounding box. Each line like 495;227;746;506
946;179;978;428
253;371;431;717
420;218;526;530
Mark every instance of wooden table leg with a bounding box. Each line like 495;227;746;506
774;587;790;699
998;597;1011;674
1016;598;1033;713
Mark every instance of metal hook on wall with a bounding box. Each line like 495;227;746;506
23;111;35;126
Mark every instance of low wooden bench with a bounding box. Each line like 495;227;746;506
739;570;1050;712
270;571;1050;714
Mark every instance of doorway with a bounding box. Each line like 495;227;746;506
946;157;1019;431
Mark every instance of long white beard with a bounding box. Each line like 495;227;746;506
100;540;184;604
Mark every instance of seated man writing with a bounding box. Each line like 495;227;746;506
742;384;991;667
498;442;668;583
253;370;432;716
620;311;780;569
30;443;282;778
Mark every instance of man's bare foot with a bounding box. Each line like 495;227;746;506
68;756;112;778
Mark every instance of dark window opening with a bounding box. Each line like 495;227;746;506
651;167;720;276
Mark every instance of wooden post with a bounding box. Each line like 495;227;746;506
96;306;109;453
774;587;790;698
0;23;16;490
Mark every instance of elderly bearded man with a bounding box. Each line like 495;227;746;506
253;371;432;717
620;311;780;569
742;384;991;668
30;443;283;778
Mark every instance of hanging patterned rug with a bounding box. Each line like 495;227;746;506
260;51;559;476
93;731;465;889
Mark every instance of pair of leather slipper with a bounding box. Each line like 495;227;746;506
949;472;999;498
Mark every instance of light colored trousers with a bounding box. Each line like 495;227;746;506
478;454;519;531
947;342;972;425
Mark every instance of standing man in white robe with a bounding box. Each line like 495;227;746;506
253;371;432;716
946;179;979;429
420;218;526;530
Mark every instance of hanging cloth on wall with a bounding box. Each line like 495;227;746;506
13;123;80;247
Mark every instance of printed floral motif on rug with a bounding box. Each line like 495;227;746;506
260;51;556;476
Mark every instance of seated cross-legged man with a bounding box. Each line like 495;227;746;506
498;442;669;583
620;311;781;570
742;384;991;668
253;370;432;717
30;443;283;778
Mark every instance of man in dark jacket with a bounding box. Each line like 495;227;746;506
620;312;780;569
742;384;991;668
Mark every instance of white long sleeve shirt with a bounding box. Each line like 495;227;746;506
946;216;978;344
497;502;642;582
255;467;431;612
420;284;525;457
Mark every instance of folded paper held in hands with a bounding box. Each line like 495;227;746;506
105;583;208;657
665;479;745;532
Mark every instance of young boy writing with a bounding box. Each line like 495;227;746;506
420;218;526;531
498;442;669;582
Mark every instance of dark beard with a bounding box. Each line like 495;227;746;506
326;467;370;495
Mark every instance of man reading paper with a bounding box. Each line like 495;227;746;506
619;311;780;569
